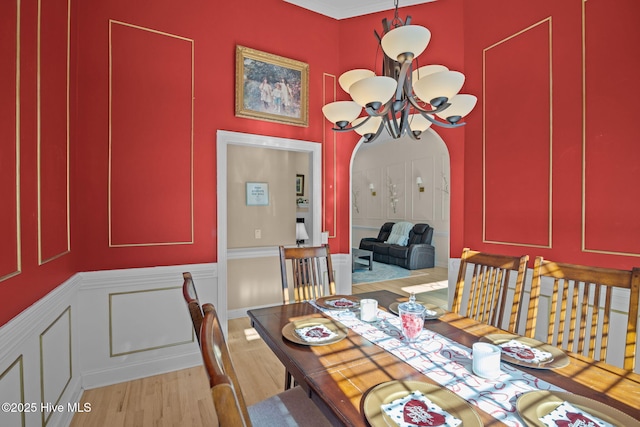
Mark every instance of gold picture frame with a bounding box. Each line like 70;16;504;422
235;46;309;127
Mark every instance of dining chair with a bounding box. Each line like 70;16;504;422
199;302;332;427
279;244;336;304
182;272;206;343
525;257;640;371
279;244;336;389
452;248;529;335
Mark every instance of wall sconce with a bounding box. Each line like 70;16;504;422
369;183;376;196
416;177;424;192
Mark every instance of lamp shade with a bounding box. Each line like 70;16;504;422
407;113;432;132
411;65;448;84
349;76;397;107
322;101;362;125
339;69;375;94
352;116;382;136
436;94;477;120
296;222;309;241
381;25;431;62
412;70;465;104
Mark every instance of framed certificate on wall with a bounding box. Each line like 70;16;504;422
246;182;269;206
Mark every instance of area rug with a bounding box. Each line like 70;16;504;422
352;261;410;285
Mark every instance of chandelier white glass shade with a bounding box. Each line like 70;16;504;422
352;116;383;136
380;25;431;61
322;3;476;143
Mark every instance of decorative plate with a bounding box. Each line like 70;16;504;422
517;391;640;427
281;317;348;346
315;295;360;310
388;301;446;320
481;334;569;369
363;380;483;427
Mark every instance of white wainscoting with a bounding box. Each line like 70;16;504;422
0;275;82;427
0;263;217;427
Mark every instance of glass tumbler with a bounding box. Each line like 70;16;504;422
398;293;426;343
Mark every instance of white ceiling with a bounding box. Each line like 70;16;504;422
284;0;436;20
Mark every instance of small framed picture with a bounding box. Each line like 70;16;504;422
235;45;309;127
246;182;269;206
295;174;304;196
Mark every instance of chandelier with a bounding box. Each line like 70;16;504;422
322;0;476;143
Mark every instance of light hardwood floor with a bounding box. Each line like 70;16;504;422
70;266;448;426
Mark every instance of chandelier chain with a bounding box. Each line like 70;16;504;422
390;0;404;28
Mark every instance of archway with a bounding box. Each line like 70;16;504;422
349;129;451;291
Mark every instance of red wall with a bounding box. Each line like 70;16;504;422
72;0;342;271
2;0;639;327
461;0;640;268
0;0;76;327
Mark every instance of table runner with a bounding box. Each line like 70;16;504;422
311;301;564;427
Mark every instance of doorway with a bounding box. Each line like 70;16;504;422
216;130;322;331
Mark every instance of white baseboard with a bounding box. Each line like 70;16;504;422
81;350;204;390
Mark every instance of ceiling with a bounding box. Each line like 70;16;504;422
284;0;436;20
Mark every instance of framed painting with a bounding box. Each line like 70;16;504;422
235;45;309;127
295;174;304;196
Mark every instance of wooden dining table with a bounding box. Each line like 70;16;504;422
247;289;640;426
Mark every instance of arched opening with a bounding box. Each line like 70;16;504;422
349;129;451;303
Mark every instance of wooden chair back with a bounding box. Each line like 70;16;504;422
182;272;205;343
200;303;252;426
279;245;336;304
526;257;640;370
453;248;529;334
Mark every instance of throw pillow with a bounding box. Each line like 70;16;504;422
385;221;414;246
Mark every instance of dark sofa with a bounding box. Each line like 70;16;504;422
359;222;435;270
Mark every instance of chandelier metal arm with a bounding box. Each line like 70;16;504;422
393;100;412;137
366;118;389;143
330;115;374;132
364;101;393;117
386;109;402;138
406;95;449;115
420;111;466;128
394;60;413;101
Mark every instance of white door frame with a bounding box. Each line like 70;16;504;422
216;130;322;331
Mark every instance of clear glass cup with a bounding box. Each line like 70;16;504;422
398;293;426;343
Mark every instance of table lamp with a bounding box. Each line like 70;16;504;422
296;222;309;247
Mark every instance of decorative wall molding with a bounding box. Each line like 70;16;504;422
482;18;553;248
108;20;195;248
0;263;217;427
